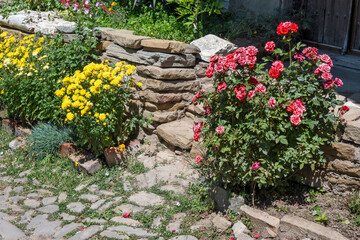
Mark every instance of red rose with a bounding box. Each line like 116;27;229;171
290;23;298;32
196;156;203;164
277;23;289;35
323;80;334;89
341;106;350;111
269;68;280;79
193;132;200;142
217;82;227;92
248;77;259;85
286;102;296;112
214;62;224;73
206;67;214;78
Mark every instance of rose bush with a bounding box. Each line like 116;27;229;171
193;22;344;190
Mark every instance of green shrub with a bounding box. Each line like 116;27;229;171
193;22;344;191
347;189;360;216
27;123;74;159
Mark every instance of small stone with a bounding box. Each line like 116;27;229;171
78;159;102;174
212;215;232;232
54;223;83;239
87;184;99;192
240;205;280;233
26;214;48;230
152;216;165;228
18;169;31;177
80;194;100;203
232;221;250;238
3;186;12;196
210;186;230;212
14;178;27;184
114;204;144;214
33;220;62;236
42;196;57;205
58;192;67;203
9;196;25;204
107;225;157;238
37;189;53;195
37;204;59;214
90;199;107;210
75;183;88;192
67;202;86;213
99;190;115;196
19;210;34;224
68;225;103;240
61;213;76;221
169;236;198;240
229;196;245;212
24;199;41;208
160;185;185;194
128;191;165;207
83;217;107;224
157;118;194;150
98;197;122;212
13;186;23;193
9;138;25;150
110;216;140;227
27;193;41;200
0;212;15;221
166;213;186;232
100;230;129;239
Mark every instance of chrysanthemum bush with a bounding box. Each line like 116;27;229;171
55;61;148;156
0;28;97;123
193;22;345;190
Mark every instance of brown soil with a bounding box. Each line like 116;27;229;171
253;182;360;239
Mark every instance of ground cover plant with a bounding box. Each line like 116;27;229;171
193;22;345;204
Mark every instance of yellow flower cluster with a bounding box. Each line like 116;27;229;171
0;31;45;72
56;61;138;123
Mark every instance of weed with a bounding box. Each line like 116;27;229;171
306;188;323;203
241;216;253;230
314;212;329;224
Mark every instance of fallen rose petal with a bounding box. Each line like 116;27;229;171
254;234;259;238
123;212;131;218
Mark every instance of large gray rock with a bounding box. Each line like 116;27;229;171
343;120;360;144
107;225;157;238
0;220;26;240
157;118;194;150
128;191;165;207
280;214;348;240
68;225;103;240
240;205;280;233
191;34;238;62
33;220;62;236
106;44;196;67
54;223;83;239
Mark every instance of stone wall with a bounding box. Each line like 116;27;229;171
301;103;360;194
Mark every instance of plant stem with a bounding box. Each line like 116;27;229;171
289;41;292;66
252;180;256;207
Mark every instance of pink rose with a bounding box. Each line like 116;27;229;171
290;114;301;126
255;84;267;93
217;82;227;92
251;162;260;170
248;90;256;100
204;106;211;115
246;46;258;56
334;78;343;87
294;52;305;62
314;68;321;75
193;132;200;142
318;63;331;73
193;122;203;133
321;72;333;80
214;62;224;73
268;97;277;109
272;60;284;72
216;126;225;135
196;156;203;164
320;54;332;66
302;47;319;61
265;41;275;52
245;55;257;65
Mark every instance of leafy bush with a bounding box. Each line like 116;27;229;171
347;189;360;216
56;61;148;156
0;27;97;124
193;22;344;190
27;123;74;159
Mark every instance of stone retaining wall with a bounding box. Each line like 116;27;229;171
301;103;360;194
